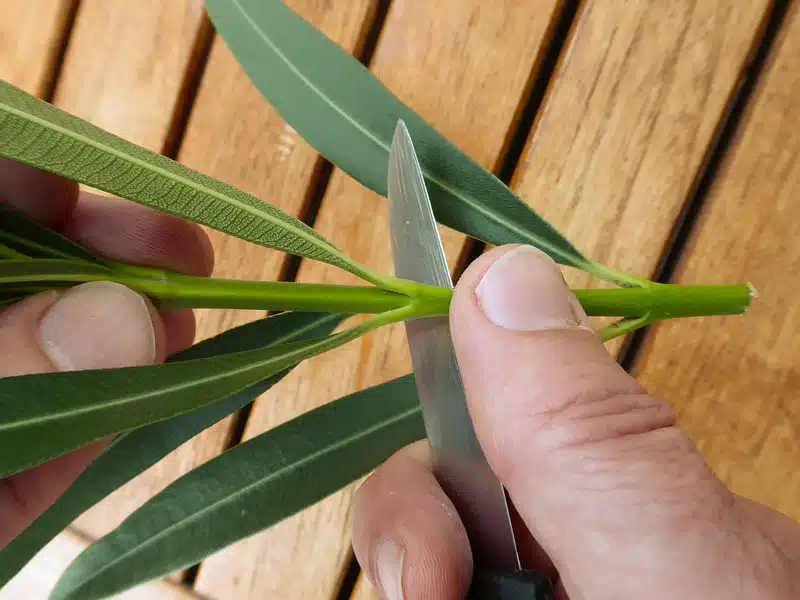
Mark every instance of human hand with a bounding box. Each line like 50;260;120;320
352;245;800;599
0;159;214;548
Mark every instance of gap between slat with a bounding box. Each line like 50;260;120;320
454;0;583;280
39;0;82;102
619;0;794;371
162;13;217;160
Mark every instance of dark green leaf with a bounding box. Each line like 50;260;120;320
204;0;588;269
0;309;381;478
0;203;100;262
0;311;344;588
0;80;383;285
51;375;421;600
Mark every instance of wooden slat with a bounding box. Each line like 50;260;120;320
1;531;202;600
0;0;75;96
177;0;379;595
46;0;210;540
509;0;772;352
634;2;800;521
193;2;565;599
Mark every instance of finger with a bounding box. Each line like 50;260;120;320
64;192;215;277
352;441;473;600
449;245;796;599
0;282;167;548
736;496;800;561
160;309;197;357
0;159;78;229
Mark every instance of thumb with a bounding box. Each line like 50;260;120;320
0;282;165;545
450;245;789;599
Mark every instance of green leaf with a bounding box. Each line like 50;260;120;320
0;259;113;286
204;0;589;270
51;375;422;600
0;202;100;262
0;80;385;286
0;305;400;478
0;311;344;588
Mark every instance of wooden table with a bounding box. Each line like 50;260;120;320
2;0;798;598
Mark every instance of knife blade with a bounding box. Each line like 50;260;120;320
386;119;519;570
386;119;553;599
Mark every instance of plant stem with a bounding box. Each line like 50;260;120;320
111;266;751;320
1;259;753;320
575;283;753;318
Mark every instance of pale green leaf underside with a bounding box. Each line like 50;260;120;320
51;375;421;600
0;309;379;479
205;0;589;269
0;311;344;588
0;80;379;284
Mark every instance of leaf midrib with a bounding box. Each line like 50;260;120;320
230;0;578;265
0;96;350;268
63;404;421;596
0;328;344;433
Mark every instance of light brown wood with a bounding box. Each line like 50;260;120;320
1;531;202;600
46;0;210;540
178;0;379;597
0;0;75;96
192;2;564;599
509;0;771;352
634;2;800;521
52;0;206;152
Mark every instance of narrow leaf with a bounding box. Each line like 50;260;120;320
0;80;381;285
204;0;589;269
0;259;113;285
51;375;422;600
0;311;344;588
0;309;383;478
0;203;100;262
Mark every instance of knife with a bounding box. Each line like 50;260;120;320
387;119;554;599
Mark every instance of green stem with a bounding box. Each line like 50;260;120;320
107;272;755;320
0;260;753;320
575;283;752;318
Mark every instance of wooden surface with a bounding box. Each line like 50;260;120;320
0;531;202;600
635;0;800;522
0;0;75;97
193;1;565;598
1;0;798;598
51;0;211;542
511;0;772;352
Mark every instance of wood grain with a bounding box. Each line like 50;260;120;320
192;2;565;599
48;0;210;540
0;0;75;96
1;531;201;600
509;0;771;352
634;2;800;521
52;0;207;152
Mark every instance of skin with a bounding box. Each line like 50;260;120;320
1;162;797;599
0;158;214;547
352;245;800;599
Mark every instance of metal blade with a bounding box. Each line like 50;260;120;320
387;120;520;571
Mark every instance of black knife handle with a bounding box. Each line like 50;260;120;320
466;567;555;600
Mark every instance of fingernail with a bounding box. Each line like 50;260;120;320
375;539;405;600
475;245;591;331
39;281;156;371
